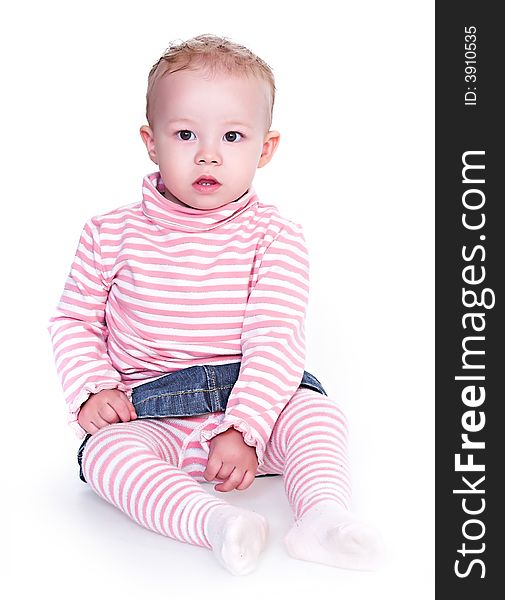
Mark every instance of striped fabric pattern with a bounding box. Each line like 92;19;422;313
80;388;351;548
48;172;310;467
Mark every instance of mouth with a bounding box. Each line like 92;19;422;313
192;175;222;193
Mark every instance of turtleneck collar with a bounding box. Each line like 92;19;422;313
141;171;258;232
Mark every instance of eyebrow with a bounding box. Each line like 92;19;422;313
167;117;252;128
167;118;197;124
222;119;252;128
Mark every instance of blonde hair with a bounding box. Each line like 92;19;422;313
145;34;276;130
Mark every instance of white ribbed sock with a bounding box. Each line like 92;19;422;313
284;503;384;571
206;506;269;576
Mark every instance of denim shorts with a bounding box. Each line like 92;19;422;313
77;362;327;483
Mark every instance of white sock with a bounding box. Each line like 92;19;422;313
206;505;269;576
284;502;384;571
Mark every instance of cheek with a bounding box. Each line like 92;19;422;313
230;144;260;164
157;143;187;166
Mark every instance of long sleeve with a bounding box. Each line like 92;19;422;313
47;218;129;439
200;222;309;467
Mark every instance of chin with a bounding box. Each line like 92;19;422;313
195;200;232;210
187;194;234;209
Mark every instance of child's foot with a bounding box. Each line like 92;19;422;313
284;503;384;571
206;506;269;576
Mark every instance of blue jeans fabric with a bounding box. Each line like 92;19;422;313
77;362;327;483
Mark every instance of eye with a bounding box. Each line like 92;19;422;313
177;130;196;141
223;131;243;142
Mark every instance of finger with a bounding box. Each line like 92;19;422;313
93;396;119;423
215;464;235;481
235;470;256;491
97;404;121;424
108;398;132;422
117;393;137;418
128;400;137;419
215;468;243;492
85;421;99;434
88;421;100;434
203;457;222;482
95;410;116;427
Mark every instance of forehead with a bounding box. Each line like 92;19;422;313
151;68;270;127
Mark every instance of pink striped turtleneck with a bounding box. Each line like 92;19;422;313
48;171;310;467
142;171;258;231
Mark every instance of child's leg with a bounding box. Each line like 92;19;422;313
80;416;268;576
260;387;383;570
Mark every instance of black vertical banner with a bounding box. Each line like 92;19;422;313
436;2;503;597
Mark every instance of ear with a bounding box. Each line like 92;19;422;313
139;125;158;164
257;130;280;168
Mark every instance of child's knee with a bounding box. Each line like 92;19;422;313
81;421;159;471
284;390;349;430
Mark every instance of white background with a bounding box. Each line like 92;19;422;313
3;1;434;598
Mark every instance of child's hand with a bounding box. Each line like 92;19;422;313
203;428;258;492
77;389;137;434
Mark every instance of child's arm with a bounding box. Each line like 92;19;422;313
48;218;130;438
201;221;309;469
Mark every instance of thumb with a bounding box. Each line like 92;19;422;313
125;398;137;418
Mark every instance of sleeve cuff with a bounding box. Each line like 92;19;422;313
67;382;132;440
68;415;88;440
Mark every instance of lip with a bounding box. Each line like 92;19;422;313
193;174;220;185
192;174;222;194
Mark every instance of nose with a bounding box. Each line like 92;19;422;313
195;143;221;166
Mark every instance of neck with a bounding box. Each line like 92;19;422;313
141;171;258;232
161;188;248;209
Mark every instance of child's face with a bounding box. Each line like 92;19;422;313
140;68;279;210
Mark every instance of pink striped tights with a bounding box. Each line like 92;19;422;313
81;388;382;574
